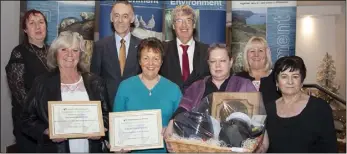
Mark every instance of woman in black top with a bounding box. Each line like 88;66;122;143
235;36;280;104
5;9;49;152
261;56;337;152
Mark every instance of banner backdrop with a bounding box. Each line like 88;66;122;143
231;1;297;72
163;1;226;44
99;1;226;44
99;0;164;40
27;1;96;68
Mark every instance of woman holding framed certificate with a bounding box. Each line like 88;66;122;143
20;31;110;153
113;37;182;153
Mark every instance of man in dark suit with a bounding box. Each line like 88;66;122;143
161;5;210;92
91;1;141;108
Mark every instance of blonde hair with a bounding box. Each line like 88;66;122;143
171;5;196;26
242;36;272;72
47;31;89;72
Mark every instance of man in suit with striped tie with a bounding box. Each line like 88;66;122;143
160;5;210;93
91;1;141;108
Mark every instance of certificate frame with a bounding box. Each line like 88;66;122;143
48;101;105;139
211;92;263;122
109;109;163;151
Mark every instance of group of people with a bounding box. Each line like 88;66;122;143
5;0;338;153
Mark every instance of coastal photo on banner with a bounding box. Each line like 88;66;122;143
231;1;297;72
164;1;226;44
26;1;96;68
99;0;164;40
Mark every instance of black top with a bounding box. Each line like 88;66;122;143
235;71;281;105
265;96;338;153
5;43;49;123
171;76;231;119
21;70;110;153
202;76;231;99
5;43;49;152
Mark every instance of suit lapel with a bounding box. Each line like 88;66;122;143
108;35;121;76
170;40;184;85
123;35;138;78
192;41;201;71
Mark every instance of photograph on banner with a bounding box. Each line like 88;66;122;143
99;0;164;40
27;1;95;69
163;1;226;44
131;1;164;40
231;1;297;72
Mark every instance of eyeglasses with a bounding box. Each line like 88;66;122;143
174;18;194;25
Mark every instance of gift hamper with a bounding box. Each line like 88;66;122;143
166;92;267;153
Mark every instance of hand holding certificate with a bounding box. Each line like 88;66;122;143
48;101;105;139
109;109;163;151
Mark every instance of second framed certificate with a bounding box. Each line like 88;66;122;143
109;109;163;151
48;101;105;139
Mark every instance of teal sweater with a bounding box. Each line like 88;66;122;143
113;75;182;153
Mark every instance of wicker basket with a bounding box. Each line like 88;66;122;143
166;138;234;153
166;134;263;153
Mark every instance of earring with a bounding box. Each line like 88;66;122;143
276;86;278;91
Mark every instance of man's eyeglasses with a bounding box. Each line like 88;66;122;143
174;18;194;25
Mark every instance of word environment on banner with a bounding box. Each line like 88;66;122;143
231;1;297;72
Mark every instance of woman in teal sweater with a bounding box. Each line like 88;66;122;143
113;37;182;153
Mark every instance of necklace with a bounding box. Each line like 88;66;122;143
61;76;82;93
277;93;302;117
29;43;49;70
281;93;302;104
139;74;160;96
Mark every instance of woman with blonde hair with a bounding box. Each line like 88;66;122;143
20;31;109;152
236;36;280;104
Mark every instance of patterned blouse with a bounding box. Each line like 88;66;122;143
6;43;49;108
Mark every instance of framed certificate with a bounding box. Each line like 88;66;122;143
48;101;105;139
109;109;163;151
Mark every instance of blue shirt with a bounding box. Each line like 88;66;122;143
115;32;131;57
113;75;182;153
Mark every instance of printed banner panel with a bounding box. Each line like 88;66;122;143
164;1;226;44
231;1;296;72
99;0;164;40
27;1;96;68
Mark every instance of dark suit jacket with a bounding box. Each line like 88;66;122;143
160;39;210;93
91;34;141;108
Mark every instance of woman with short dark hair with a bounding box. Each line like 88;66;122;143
264;56;338;152
113;37;182;153
164;43;258;152
5;9;49;152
